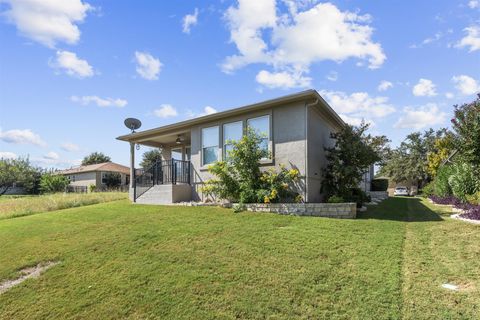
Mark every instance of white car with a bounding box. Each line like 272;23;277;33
394;187;410;196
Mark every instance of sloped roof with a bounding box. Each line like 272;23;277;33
117;89;345;143
58;162;130;175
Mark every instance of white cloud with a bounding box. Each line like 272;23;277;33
394;103;447;129
187;106;218;118
134;51;162;80
61;142;80;152
339;114;374;127
320;90;396;119
182;8;199;34
468;0;479;9
326;71;338;82
71;95;127;107
32;156;81;169
201;106;217;116
0;152;17;159
0;129;46;147
452;75;480;95
50;50;94;78
412;78;437;96
43;151;59;160
222;1;385;87
1;0;92;48
255;69;311;89
377;80;393;91
456;25;480;52
153;104;178;118
445;92;454;99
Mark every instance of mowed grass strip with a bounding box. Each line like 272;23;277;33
0;192;127;220
401;198;480;319
0;200;406;319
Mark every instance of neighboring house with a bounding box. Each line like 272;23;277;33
117;89;349;204
58;162;130;191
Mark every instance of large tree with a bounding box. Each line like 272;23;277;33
451;94;480;167
81;152;111;165
380;128;449;187
140;149;162;169
322;122;388;201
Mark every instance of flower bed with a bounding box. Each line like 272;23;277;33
429;195;480;221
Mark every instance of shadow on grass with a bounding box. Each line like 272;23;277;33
358;196;443;222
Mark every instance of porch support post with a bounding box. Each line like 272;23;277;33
129;142;136;202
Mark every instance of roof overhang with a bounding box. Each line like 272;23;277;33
117;89;345;145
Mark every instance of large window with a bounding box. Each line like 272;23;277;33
247;115;270;154
101;172;107;184
202;126;219;165
223;121;243;160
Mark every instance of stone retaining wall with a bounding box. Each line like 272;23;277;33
367;191;388;201
244;203;357;219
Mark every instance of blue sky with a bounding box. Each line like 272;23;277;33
0;0;479;168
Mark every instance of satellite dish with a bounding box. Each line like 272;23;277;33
124;118;142;133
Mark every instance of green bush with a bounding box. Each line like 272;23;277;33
448;162;479;201
40;174;69;194
371;179;388;191
203;129;301;204
327;195;344;203
420;181;435;197
466;192;480;205
343;188;370;208
434;165;454;197
103;172;121;188
88;184;96;193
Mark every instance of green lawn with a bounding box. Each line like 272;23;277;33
0;197;478;319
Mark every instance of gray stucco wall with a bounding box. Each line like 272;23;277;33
306;106;338;202
189;101;307;202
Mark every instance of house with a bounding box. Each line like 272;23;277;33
58;162;130;191
117;89;348;204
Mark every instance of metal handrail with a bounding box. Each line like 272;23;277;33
134;159;191;201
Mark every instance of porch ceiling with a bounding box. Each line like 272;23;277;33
134;129;191;147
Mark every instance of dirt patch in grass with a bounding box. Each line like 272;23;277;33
0;261;59;295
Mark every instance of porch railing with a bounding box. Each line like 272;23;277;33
134;159;191;200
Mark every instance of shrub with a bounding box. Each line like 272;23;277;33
203;129;301;204
39;174;69;194
342;188;370;208
448;162;479;201
434;165;454;197
371;179;388;191
421;181;435;197
429;195;460;206
327;195;344;203
88;184;97;193
460;206;480;221
232;203;246;213
466;192;480;205
103;172;121;188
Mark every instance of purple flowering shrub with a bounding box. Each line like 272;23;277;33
428;195;461;206
429;195;480;220
460;206;480;220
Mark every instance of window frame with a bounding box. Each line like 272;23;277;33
222;120;243;160
101;172;107;185
247;115;271;159
201;125;220;166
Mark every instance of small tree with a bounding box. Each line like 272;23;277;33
81;152;111;165
39;173;69;194
140;149;162;169
0;157;40;196
103;172;121;188
426;132;455;177
321;123;383;203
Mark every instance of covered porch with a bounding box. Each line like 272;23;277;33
120;128;194;203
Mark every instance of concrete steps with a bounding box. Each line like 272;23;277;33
136;184;192;205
